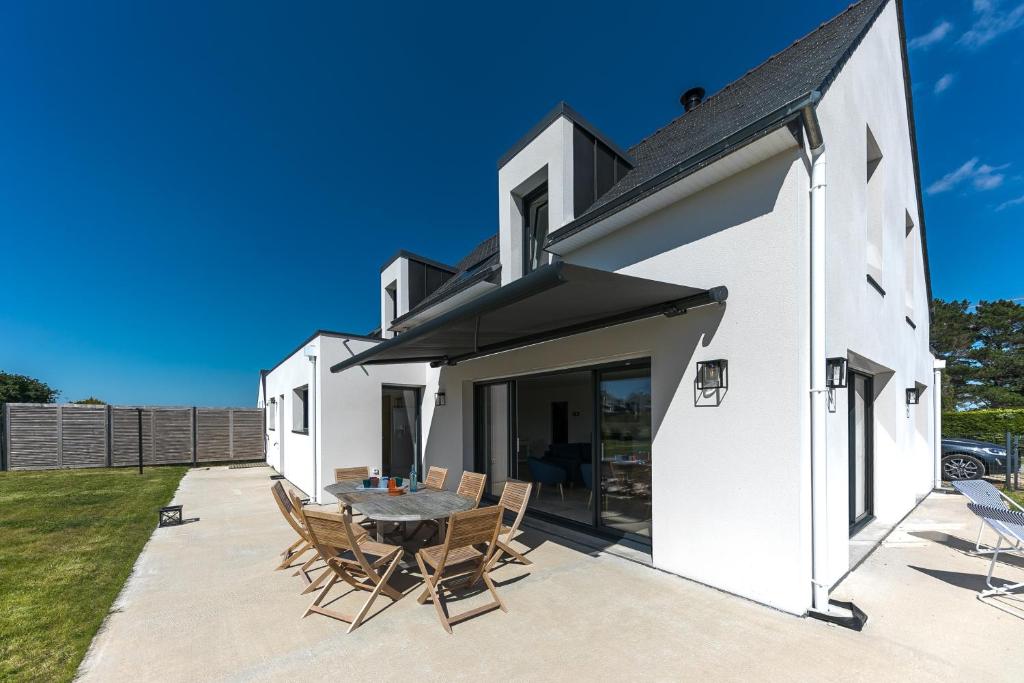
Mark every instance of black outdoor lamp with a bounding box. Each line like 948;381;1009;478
826;357;848;389
434;391;446;407
696;360;728;390
906;387;920;405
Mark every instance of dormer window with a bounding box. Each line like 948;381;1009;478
523;184;549;274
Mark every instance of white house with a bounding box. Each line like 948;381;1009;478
258;0;940;619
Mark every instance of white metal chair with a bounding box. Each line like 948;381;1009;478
952;480;1024;554
965;503;1024;612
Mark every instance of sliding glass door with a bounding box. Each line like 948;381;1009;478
381;386;421;478
473;361;652;543
598;367;653;538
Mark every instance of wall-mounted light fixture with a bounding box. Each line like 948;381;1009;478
906;387;920;405
696;360;728;390
434;391;446;407
825;357;848;389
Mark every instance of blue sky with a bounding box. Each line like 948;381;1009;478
1;0;1021;406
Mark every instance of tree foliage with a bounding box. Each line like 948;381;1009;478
932;298;1024;410
0;371;59;405
73;397;106;405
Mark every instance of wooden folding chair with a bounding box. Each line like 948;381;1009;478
490;480;533;569
282;489;355;593
456;471;487;506
334;466;370;483
296;506;405;633
271;482;314;571
415;505;506;633
424;465;449;490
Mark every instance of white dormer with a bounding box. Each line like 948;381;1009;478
497;102;632;285
379;251;455;338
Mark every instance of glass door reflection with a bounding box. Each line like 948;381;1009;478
598;367;652;539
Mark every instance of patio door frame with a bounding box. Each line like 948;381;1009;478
381;384;423;479
472;357;652;547
848;371;874;534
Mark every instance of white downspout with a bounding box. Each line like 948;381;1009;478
806;106;830;615
933;359;946;489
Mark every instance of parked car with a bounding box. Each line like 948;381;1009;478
941;438;1009;480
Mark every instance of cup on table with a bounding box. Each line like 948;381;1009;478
362;478;372;489
394;477;403;487
370;476;379;488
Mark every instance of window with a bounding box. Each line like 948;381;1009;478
384;281;397;327
865;126;884;282
904;211;915;318
522;184;549;275
292;385;309;433
267;399;276;431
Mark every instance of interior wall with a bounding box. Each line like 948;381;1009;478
516;373;593;457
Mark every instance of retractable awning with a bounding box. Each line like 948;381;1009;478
330;262;727;373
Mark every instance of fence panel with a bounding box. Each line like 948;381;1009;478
196;409;231;462
7;405;60;470
60;405;108;468
152;408;193;465
3;404;262;470
230;409;263;460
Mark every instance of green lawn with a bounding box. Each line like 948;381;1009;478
0;466;187;682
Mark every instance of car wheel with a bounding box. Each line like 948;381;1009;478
942;454;985;480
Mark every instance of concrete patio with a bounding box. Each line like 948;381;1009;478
78;466;1024;682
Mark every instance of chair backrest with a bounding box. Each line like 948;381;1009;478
952;480;1012;510
300;507;369;565
497;480;532;535
444;506;503;554
272;482;306;537
335;466;370;483
967;503;1024;540
457;471;487;505
424;465;448;490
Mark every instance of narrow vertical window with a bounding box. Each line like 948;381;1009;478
904;211;915;318
292;385;309;433
865;126;884;283
522;184;549;275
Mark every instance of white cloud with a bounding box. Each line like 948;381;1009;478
927;158;1010;194
960;1;1024;48
996;194;1024;211
933;73;955;94
909;20;953;49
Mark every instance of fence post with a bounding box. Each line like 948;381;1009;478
56;405;64;468
1;402;7;471
137;407;144;475
229;409;235;461
1007;431;1013;491
191;406;198;466
105;404;113;467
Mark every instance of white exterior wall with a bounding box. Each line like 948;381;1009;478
316;334;430;504
425;147;812;614
498;116;575;284
263;339;321;498
815;1;934;583
263;333;432;503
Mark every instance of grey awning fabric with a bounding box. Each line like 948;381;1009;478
330;262;727;373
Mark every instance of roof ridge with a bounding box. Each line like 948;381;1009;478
625;0;878;156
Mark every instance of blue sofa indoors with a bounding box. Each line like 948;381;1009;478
542;442;591;485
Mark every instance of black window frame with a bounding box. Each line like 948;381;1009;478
521;183;549;276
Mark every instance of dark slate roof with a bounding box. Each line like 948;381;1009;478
548;0;889;245
390;234;501;327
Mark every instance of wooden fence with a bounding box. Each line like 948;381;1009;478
1;404;265;471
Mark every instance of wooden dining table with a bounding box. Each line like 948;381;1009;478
323;480;477;543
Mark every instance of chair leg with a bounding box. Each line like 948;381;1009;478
348;551;403;633
415;554;452;633
496;538;532;566
481;570;508;613
301;566;332;595
303;574;339;618
277;541;312;570
558;483;564;502
293;552;321;583
281;537;303;558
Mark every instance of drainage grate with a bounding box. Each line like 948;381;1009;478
228;462;271;469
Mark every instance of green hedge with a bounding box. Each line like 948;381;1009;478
943;408;1024;444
